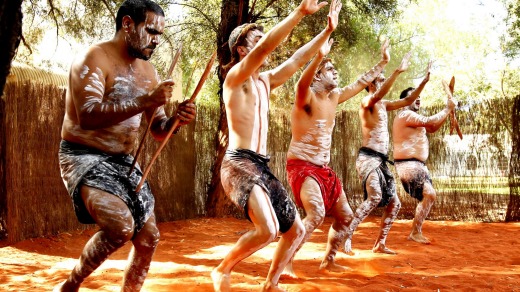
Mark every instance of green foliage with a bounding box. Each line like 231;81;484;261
503;0;520;59
252;0;402;108
16;0;518;109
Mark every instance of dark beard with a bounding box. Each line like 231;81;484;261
127;32;153;60
128;45;151;60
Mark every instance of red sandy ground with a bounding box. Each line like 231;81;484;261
1;216;519;291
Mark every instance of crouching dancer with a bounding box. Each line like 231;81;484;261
392;80;455;244
55;0;196;291
284;37;390;275
343;53;428;255
211;0;341;291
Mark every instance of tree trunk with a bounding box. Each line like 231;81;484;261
0;0;23;240
506;95;520;221
0;0;23;95
205;0;249;217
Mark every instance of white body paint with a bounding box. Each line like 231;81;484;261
287;119;333;165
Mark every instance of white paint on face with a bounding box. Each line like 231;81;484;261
367;106;389;154
245;29;263;51
312;62;338;93
374;74;386;90
410;97;421;112
288;119;334;165
127;13;165;60
244;29;267;66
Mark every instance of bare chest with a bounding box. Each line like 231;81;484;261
104;65;155;102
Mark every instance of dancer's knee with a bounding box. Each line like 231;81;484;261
256;221;278;244
281;217;306;244
306;209;325;231
133;224;160;252
367;194;382;207
103;211;135;245
423;188;436;202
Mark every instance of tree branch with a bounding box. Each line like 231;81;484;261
173;2;218;33
251;0;278;22
100;0;116;21
46;0;61;45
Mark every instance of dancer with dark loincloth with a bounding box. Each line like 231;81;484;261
55;1;196;290
343;53;431;255
393;81;455;244
211;1;342;291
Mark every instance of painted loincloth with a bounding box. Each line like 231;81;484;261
58;140;154;232
286;159;342;215
220;148;296;233
394;158;433;201
356;147;396;207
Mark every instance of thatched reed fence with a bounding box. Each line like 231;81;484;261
0;66;517;243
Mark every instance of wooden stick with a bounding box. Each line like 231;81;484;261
128;45;183;176
442;77;463;140
135;51;217;192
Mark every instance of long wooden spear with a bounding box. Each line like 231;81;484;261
135;50;217;192
128;44;183;176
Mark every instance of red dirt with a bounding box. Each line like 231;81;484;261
1;216;519;291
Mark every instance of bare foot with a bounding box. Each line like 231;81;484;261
262;282;286;292
211;268;230;292
319;260;352;273
408;232;431;244
53;280;79;292
343;239;355;256
372;243;397;255
281;263;299;279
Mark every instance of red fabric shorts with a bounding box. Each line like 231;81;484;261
286;159;342;215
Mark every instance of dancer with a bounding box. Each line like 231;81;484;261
344;53;431;255
56;0;196;290
212;0;341;291
393;79;456;243
284;39;390;275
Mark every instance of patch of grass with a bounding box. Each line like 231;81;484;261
433;176;510;195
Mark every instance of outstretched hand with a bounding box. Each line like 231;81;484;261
326;0;342;31
423;60;433;83
397;51;412;73
299;0;328;15
446;98;456;111
380;39;390;63
319;38;334;56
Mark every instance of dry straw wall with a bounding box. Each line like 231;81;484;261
0;67;516;242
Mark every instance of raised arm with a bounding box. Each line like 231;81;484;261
225;0;328;87
338;39;390;104
362;51;411;109
399;97;455;133
268;0;341;89
386;60;432;111
70;46;173;130
295;38;333;108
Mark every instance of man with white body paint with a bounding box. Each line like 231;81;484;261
392;85;455;244
212;1;341;291
343;54;431;255
56;0;195;291
284;38;390;275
